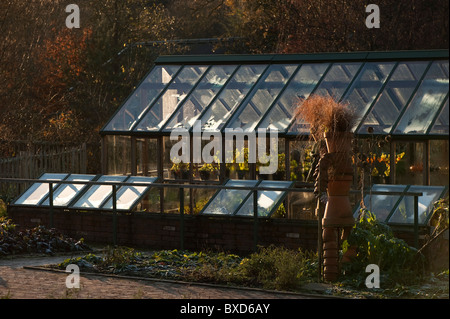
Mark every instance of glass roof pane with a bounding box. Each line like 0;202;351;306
429;97;449;135
103;65;180;132
163;65;237;131
258;63;329;132
235;180;292;217
341;62;396;131
201;180;258;215
314;62;362;99
71;175;128;209
199;65;266;132
41;174;96;207
133;65;208;132
13;173;68;205
226;65;298;132
102;176;156;210
358;61;429;134
353;184;408;223
394;61;449;134
388;185;446;225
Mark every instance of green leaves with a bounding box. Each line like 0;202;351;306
342;210;424;287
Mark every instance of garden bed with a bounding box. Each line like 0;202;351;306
47;245;448;299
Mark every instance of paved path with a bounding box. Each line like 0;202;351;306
0;255;327;299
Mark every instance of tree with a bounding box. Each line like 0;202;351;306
222;0;449;54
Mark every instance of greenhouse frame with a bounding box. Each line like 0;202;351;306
7;50;449;251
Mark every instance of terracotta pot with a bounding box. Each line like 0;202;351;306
341;246;358;263
323;174;354;227
322;199;354;227
323;250;339;259
323;242;338;251
323;266;339;281
327;176;353;196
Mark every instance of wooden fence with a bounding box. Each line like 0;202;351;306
0;143;87;200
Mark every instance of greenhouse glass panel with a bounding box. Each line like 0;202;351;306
201;180;258;215
133;65;208;132
353;184;408;223
358;61;429;134
102;176;156;210
103;65;180;131
13;173;68;205
394;61;449;134
71;175;128;209
258;63;329;132
199;65;266;132
388;185;446;225
227;64;298;132
41;174;96;207
429;97;449;135
341;62;396;130
313;62;362;100
235;180;292;217
163;65;237;131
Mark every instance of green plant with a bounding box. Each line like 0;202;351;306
272;203;286;218
198;163;218;172
0;200;7;218
240;245;317;290
170;161;190;172
235;147;249;171
102;246;143;269
342;210;425;287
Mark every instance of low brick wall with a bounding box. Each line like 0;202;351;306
7;206;427;254
7;206;318;254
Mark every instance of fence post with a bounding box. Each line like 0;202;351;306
112;184;117;246
414;195;419;249
253;189;258;252
49;182;54;228
179;187;184;250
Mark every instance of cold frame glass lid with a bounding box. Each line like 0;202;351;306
41;174;96;207
162;65;237;131
394;61;449;135
358;61;429;135
103;65;180;132
235;180;292;217
201;180;258;215
13;173;68;205
388;185;446;225
102;176;156;210
71;175;128;208
353;184;408;223
198;65;266;132
133;65;208;132
259;63;329;133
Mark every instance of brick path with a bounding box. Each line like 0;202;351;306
0;255;324;299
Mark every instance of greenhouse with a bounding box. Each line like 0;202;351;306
96;50;449;221
101;50;448;183
7;49;449;251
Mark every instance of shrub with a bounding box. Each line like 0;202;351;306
342;210;425;287
240;245;317;291
0;200;7;218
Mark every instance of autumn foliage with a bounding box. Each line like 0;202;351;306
0;0;448;159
